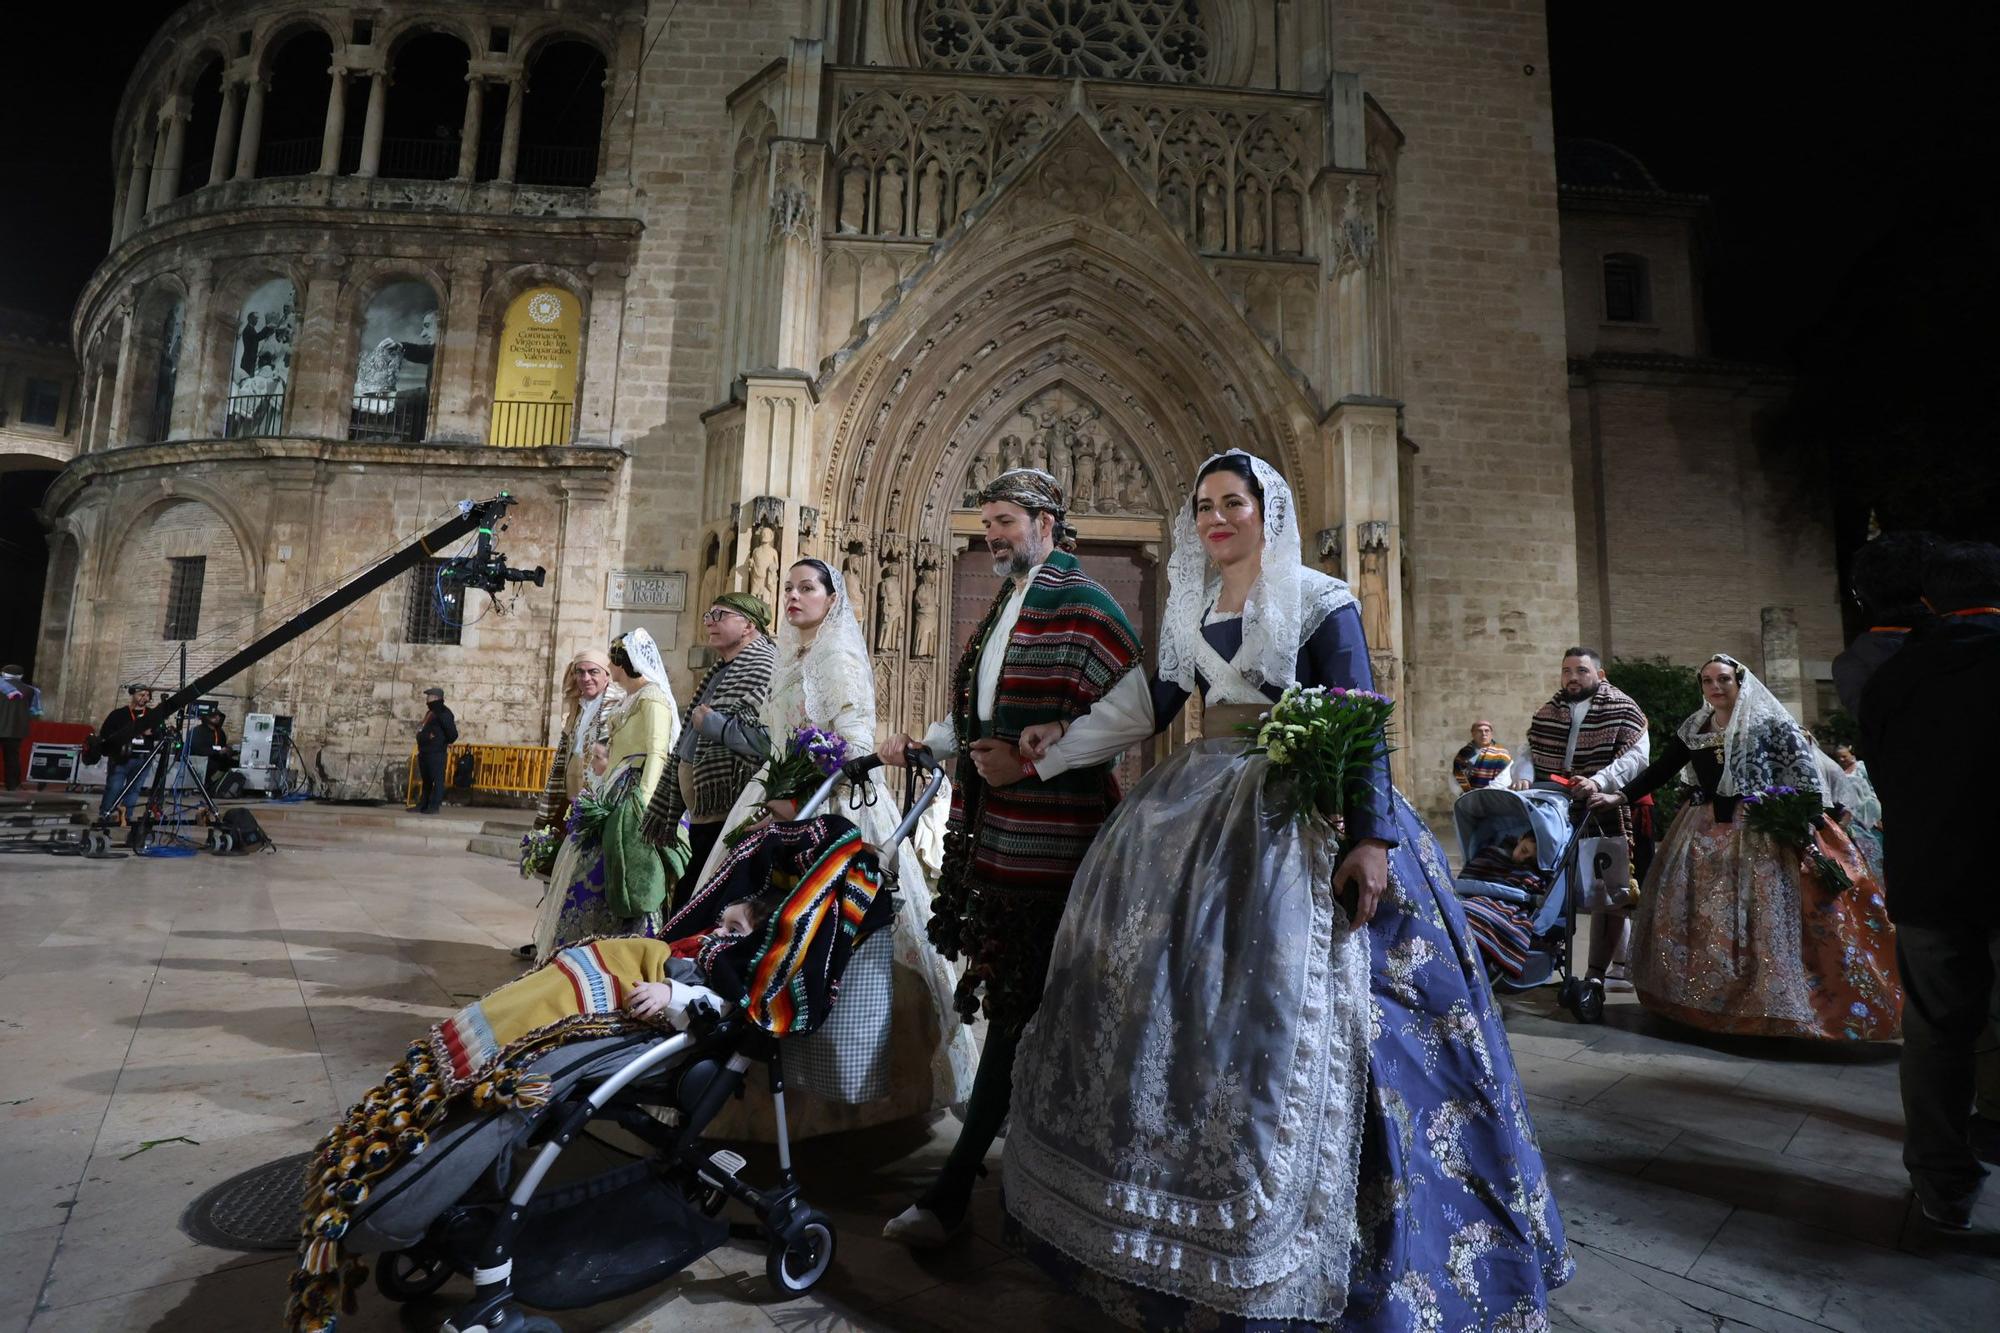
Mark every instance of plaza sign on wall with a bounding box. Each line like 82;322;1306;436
488;286;579;446
606;569;687;611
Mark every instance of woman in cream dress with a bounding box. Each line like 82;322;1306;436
691;558;977;1137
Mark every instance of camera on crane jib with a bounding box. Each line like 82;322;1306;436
441;548;547;595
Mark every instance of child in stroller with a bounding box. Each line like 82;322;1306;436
1450;784;1612;1023
285;752;945;1333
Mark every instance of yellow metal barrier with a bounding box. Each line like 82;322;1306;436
406;743;555;804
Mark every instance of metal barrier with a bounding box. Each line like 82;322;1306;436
405;743;554;804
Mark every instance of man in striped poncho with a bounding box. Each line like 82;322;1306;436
879;467;1141;1248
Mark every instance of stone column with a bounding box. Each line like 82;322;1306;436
105;305;141;447
736;372;819;574
293;258;346;437
208;79;242;188
577;264;626;445
120;141;151;240
455;75;485;180
355;72;388;177
431;255;486;442
168;259;214;440
1314;171;1381;401
496;75;524;183
1324;395;1407;783
1760;607;1807;722
233;79;267;179
317;66;349;175
145;117;174;210
767;136;827;373
156;103;190;205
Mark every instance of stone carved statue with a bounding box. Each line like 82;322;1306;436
967;449;994;503
1240;182;1265;253
1357;527;1392;650
998;434;1023;474
842;543;872;628
1025;432;1050;472
838;160;868;234
1160;178;1190;239
877;161;905;235
875;564;905;654
1275;184;1302;254
739;525;782;614
911;565;940;659
1198;177;1226;251
915;160;944;239
1073;439;1100;511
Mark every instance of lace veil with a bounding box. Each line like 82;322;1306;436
1158;449;1354;695
1674;654;1822;798
775;559;878;750
615;628;678;716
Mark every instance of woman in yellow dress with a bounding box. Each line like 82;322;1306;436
532;629;682;963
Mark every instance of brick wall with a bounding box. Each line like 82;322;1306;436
1331;0;1580;821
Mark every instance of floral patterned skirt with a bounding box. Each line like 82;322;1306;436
1628;805;1901;1041
529;826;662;967
1008;774;1572;1331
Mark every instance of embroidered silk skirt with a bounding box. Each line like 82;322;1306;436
1628;805;1901;1041
1004;741;1572;1329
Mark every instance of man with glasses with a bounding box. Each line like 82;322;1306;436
96;683;161;825
642;590;777;907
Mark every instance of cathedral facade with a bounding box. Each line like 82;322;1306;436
38;0;1599;813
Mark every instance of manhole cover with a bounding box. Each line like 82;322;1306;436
180;1152;312;1251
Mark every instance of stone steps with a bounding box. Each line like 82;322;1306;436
240;802;533;856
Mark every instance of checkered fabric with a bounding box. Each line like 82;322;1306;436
783;929;893;1102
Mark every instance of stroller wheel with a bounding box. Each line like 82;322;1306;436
374;1247;453;1301
1562;977;1607;1024
766;1209;836;1294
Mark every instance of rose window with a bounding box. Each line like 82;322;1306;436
915;1;1213;83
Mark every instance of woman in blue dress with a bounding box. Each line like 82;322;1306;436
1003;450;1571;1330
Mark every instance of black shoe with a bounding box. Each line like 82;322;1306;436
514;944;536;960
1913;1177;1978;1230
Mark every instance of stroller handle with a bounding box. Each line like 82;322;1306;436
794;747;946;852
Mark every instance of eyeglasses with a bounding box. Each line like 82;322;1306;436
703;608;744;624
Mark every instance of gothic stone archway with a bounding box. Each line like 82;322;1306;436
813;116;1325;745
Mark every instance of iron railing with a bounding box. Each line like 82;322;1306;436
488;400;574;447
518;144;598;188
254;137;320;177
348;392;428;443
221;389;285;439
376;136;460;181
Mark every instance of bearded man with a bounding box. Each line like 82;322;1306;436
1509;646;1651;987
878;468;1141;1247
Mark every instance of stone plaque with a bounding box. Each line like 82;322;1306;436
606;569;687;612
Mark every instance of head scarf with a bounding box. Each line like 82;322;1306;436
774;559;877;742
560;648;618;736
977;468;1077;552
1675;653;1823;799
1159;449;1354;694
614;628;675;705
712;590;771;633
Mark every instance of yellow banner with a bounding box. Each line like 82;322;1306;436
488;287;579;446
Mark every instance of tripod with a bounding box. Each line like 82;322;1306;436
102;648;229;854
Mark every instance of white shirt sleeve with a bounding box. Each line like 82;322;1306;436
1593;725;1651;793
920;717;958;761
1506;739;1536;786
1033;669;1155;780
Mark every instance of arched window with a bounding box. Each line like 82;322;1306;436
488;286;580;446
349;281;440;442
147;300;184;442
383;32;473;180
913;1;1213;82
1602;253;1652;323
257;29;333;177
181;58;226;194
517;40;608;186
222;279;297;439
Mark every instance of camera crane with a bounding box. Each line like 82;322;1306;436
93;492;546;843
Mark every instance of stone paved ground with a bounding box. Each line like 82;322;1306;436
2;802;1997;1332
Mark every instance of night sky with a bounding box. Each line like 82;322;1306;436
2;3;1989;530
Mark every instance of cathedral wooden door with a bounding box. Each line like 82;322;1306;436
950;541;1160;790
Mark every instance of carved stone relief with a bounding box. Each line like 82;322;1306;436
953;385;1160;514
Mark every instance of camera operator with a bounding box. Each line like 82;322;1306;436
98;684;161;824
412;686;458;814
189;708;235;793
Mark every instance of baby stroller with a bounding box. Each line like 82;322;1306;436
1450;785;1617;1024
338;751;947;1333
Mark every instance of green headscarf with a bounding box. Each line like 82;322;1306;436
711;590;771;633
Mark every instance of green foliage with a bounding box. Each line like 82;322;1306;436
1607;656;1702;824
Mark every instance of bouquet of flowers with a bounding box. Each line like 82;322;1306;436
1740;785;1851;894
723;726;853;848
517;824;562;880
564;785;618;845
1241;684;1397;835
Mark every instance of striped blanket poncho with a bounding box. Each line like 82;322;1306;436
930;551;1141;1031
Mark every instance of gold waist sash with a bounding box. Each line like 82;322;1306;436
1198;703;1268;739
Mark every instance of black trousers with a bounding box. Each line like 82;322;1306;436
1898;923;2000;1198
417;748;447;811
675;820;725;910
1;739;21;790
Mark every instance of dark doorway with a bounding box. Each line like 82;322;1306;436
518;40;607;186
257;29;333;177
950;539;1160;791
182;57;225;194
0;469;56;676
383;32;472;180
